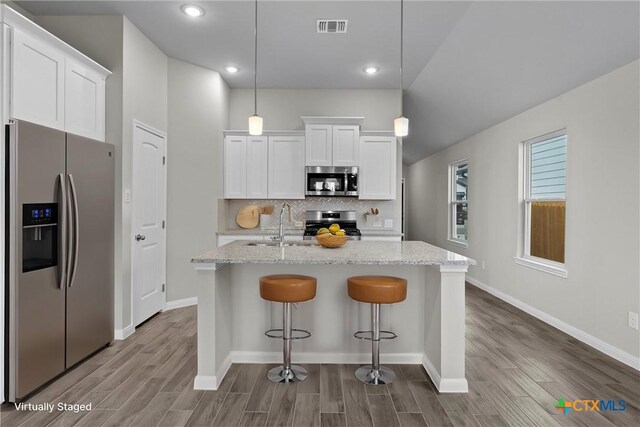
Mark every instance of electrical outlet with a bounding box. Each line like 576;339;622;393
481;261;485;270
628;312;639;330
294;220;303;228
123;189;131;203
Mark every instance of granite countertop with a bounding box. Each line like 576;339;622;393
216;229;403;237
192;240;475;266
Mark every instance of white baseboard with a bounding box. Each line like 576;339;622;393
114;323;135;340
230;351;423;365
164;297;198;311
193;354;232;391
422;355;468;393
466;276;640;371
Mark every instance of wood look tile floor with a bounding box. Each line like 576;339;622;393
2;284;639;427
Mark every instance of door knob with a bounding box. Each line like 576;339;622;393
135;234;146;241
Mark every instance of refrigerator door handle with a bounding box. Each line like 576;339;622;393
68;174;80;287
58;173;67;290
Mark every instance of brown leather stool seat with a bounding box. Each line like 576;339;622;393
347;276;407;304
260;274;317;303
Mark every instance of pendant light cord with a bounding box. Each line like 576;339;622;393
400;0;404;115
254;0;258;116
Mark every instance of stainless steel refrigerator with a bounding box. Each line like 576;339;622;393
5;120;114;401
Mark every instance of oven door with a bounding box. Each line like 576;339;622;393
305;167;347;196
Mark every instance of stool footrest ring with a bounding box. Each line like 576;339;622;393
265;328;311;340
354;330;397;341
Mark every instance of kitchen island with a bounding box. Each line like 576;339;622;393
191;240;475;393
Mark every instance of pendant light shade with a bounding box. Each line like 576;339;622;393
394;116;409;137
248;0;263;135
248;114;263;136
395;0;409;137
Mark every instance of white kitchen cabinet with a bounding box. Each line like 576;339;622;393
332;125;360;166
223;135;268;199
268;136;305;199
64;57;106;140
359;136;397;200
360;236;402;242
2;6;110;140
11;28;65;130
304;123;359;167
305;124;332;166
224;136;247;199
246;136;268;198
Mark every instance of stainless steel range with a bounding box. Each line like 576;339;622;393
303;210;361;240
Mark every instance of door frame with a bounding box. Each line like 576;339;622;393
131;120;167;328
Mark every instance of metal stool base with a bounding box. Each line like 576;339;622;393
355;365;396;385
267;364;308;383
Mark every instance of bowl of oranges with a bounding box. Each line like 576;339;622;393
316;223;348;248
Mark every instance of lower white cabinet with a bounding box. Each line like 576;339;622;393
360;236;402;242
359;136;397;200
268;136;305;199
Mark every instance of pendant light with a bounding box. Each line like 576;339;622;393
248;0;263;135
394;0;409;137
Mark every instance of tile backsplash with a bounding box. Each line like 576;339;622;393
220;197;401;232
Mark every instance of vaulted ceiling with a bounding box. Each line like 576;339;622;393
15;1;640;164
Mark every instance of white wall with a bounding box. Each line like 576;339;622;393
166;59;229;302
407;60;640;364
229;89;401;130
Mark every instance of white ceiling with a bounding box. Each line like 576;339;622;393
15;1;640;164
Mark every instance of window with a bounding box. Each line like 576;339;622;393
449;160;468;244
519;130;567;275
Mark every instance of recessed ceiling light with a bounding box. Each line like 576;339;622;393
181;4;204;17
225;65;240;73
364;66;380;75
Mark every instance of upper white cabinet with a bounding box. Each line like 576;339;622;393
64;57;106;140
224;135;268;199
11;28;65;130
246;136;269;198
303;117;362;167
268;135;305;199
2;6;110;141
223;135;247;199
359;135;397;200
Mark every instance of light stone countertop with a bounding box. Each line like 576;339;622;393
192;240;474;266
216;229;404;237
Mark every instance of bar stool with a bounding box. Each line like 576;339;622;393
348;275;407;385
260;274;317;383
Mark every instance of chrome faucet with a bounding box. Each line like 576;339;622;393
278;203;291;246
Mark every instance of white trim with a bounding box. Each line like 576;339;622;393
514;256;568;278
300;116;365;125
447;239;469;248
466;276;640;371
164;297;198;311
114;323;135;340
422;355;468;393
193;353;233;391
230;351;423;365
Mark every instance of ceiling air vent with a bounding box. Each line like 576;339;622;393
317;19;348;34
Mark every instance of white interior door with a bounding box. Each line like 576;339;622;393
132;122;166;326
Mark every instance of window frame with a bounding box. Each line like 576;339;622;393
516;129;568;278
448;159;469;247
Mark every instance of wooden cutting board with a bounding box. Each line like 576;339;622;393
236;205;261;229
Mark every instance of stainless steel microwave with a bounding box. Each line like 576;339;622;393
305;166;358;197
